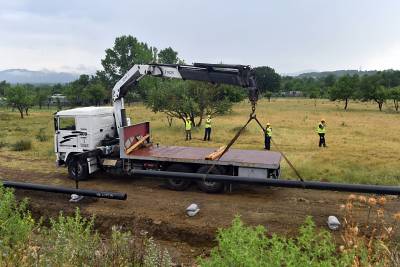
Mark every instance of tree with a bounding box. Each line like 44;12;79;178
254;66;281;93
100;35;156;86
264;91;272;102
158;47;179;64
0;80;10;97
323;74;336;88
389;86;400;112
146;80;196;125
329;75;358;110
65;74;90;106
187;81;245;126
34;86;51;109
5;85;34;118
83;82;107;106
359;75;388;111
145;80;244;127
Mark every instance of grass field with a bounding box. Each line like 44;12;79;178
0;98;399;185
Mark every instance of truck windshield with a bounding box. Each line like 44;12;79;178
59;117;76;130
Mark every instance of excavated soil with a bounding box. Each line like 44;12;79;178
1;154;399;265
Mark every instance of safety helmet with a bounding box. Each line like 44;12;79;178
321;118;326;122
266;122;271;126
207;115;211;118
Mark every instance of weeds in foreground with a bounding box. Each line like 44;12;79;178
0;186;172;267
199;194;400;267
340;194;400;266
198;216;354;267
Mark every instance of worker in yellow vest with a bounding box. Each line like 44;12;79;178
316;119;326;147
203;115;212;141
185;116;192;141
264;122;272;150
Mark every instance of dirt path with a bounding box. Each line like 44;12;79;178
1;154;399;265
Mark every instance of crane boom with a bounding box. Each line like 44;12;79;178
112;63;258;131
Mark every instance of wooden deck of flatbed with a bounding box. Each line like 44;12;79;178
122;145;281;169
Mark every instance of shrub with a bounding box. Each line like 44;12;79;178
11;139;32;151
0;140;7;149
35;128;49;142
38;209;101;266
0;186;35;260
198;216;355;267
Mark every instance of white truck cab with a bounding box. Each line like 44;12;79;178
54;106;116;168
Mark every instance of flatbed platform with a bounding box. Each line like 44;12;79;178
123;145;281;169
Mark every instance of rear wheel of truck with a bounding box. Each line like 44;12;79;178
67;158;89;181
165;164;192;191
196;165;224;193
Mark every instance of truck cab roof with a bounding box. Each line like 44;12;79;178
55;106;114;117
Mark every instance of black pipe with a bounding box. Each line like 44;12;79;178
131;169;400;195
2;181;127;200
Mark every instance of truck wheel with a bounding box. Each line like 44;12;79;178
68;158;89;181
196;166;224;193
165;164;191;191
268;167;280;179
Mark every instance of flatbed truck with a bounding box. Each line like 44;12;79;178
54;63;282;193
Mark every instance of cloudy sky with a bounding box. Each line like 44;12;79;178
1;0;400;74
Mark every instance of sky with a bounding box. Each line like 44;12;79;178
1;0;400;74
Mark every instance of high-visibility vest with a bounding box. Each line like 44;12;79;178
185;119;192;130
205;118;211;128
265;127;272;137
316;123;326;134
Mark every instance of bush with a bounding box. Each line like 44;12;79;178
11;140;32;151
0;186;35;259
0;189;173;267
38;209;101;266
198;216;355;267
0;140;7;149
35;128;49;142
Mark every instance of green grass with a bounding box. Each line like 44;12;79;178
1;98;399;185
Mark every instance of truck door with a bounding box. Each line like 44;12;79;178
56;116;78;150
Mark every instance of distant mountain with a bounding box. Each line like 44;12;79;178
0;69;80;84
282;69;319;77
297;70;378;79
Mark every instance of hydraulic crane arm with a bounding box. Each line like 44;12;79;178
112;63;258;131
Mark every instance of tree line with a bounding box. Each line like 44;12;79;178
281;71;400;111
1;35;399;120
0;35;280;124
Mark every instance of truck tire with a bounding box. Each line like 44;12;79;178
196;165;224;193
67;158;89;181
268;167;280;179
165;164;192;191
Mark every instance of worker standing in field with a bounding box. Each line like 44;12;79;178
185;116;192;141
203;115;212;141
316;119;327;147
264;122;272;150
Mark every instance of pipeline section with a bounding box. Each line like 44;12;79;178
132;169;400;195
2;180;127;200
